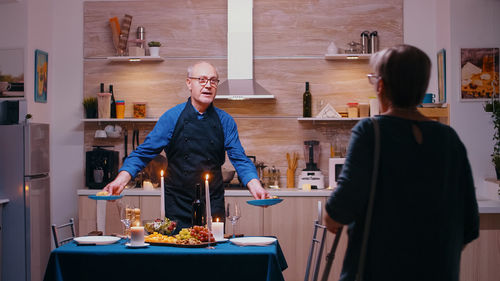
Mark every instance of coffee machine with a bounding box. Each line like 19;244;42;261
298;140;325;189
86;146;119;189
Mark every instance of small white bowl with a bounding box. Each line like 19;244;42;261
94;130;107;138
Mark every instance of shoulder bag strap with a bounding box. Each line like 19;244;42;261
355;117;381;281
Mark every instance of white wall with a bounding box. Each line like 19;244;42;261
49;0;84;230
26;0;52;124
405;0;500;193
403;0;438;95
448;0;500;193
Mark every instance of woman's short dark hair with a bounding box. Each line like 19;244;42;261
370;44;431;108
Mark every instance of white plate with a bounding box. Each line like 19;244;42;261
125;243;149;248
230;237;277;246
215;238;228;243
73;236;120;245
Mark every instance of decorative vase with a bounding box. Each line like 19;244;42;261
149;47;160;57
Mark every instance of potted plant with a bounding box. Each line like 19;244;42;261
83;97;98;118
148;41;162;57
484;99;500;179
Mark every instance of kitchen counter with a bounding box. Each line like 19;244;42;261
77;188;332;196
77;189;500;213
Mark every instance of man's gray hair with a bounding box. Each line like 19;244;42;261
187;61;219;77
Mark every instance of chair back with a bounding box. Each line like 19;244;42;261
51;218;76;248
304;201;343;281
304;201;328;281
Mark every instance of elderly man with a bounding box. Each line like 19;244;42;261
104;61;268;229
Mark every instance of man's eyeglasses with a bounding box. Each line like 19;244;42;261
189;77;220;87
367;73;381;85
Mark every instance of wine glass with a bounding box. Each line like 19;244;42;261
226;203;241;238
117;202;133;242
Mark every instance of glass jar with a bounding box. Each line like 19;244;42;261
133;102;146;118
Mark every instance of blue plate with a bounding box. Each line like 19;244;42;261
88;195;123;200
247;198;283;206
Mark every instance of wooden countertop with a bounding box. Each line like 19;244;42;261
77;189;500;213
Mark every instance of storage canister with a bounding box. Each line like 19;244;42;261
359;103;369;117
133;102;146;118
347;103;359;118
116;100;125;119
97;92;111;119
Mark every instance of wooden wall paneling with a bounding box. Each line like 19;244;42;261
84;1;227;58
253;0;403;56
217;59;374;117
84;1;403;58
223;118;357;187
84;59;374;118
84;59;228;118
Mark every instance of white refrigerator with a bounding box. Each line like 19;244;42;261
0;123;51;281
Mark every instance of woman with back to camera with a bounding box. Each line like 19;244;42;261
324;44;479;281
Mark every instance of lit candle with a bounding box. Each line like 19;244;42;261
205;174;212;231
130;226;145;246
160;170;165;219
212;217;224;241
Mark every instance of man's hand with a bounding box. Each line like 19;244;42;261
103;171;132;196
324;213;343;234
247;178;269;199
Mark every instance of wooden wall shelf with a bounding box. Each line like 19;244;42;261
324;54;371;60
106;56;164;62
82;118;159;122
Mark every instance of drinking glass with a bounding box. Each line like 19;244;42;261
117;202;133;242
226;203;241;238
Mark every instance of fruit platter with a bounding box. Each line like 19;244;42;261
144;218;177;235
145;225;216;248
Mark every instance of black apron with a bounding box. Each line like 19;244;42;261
164;98;225;231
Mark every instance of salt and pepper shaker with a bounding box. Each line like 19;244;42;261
136;26;146;49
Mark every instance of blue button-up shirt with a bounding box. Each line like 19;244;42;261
120;101;258;186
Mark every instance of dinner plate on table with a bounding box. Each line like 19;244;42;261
247;198;283;207
88;195;123;200
73;236;120;245
230;237;277;246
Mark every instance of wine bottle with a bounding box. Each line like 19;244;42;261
303;82;312;117
100;83;105;93
109;84;117;118
192;183;204;226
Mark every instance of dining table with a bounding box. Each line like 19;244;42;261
43;237;288;281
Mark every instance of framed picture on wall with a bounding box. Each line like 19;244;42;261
437;49;446;103
34;49;48;103
460;48;499;101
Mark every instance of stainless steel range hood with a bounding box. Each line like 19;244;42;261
215;0;274;100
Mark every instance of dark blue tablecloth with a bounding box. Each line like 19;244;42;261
43;238;287;281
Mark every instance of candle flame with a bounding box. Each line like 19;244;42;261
216;217;219;222
161;170;164;177
205;174;209;180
